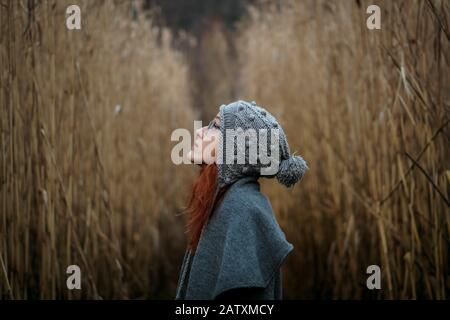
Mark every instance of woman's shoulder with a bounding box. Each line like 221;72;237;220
216;177;274;221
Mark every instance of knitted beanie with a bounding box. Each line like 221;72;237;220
216;100;308;188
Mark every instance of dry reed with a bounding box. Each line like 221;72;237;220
0;0;196;299
237;0;449;299
1;0;449;300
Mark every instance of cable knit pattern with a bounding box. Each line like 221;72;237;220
216;100;308;188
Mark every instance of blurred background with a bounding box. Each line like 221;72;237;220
0;0;449;299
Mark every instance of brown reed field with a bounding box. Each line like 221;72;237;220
1;0;196;299
1;0;449;299
237;0;450;299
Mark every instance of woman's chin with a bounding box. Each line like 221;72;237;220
187;151;202;165
186;150;193;162
186;150;216;166
203;158;216;165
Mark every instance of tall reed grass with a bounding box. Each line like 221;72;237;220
237;0;449;298
1;0;449;300
0;0;195;299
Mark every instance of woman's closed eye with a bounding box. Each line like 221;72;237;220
208;120;220;130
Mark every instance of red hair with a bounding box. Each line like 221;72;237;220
185;164;228;251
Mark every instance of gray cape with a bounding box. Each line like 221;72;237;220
175;176;294;300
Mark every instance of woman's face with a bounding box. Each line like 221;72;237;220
188;113;221;165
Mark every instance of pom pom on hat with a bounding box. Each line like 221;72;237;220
276;155;309;187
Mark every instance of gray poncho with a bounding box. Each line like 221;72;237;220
175;176;294;300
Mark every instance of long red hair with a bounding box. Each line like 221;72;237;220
185;164;228;251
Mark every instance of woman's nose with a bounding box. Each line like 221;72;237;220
196;126;207;139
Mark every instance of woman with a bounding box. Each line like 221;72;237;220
175;100;308;300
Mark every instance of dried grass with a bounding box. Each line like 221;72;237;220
237;0;449;298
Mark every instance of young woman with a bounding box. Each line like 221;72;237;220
175;100;308;300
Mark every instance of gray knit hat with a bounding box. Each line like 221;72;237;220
216;100;308;188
